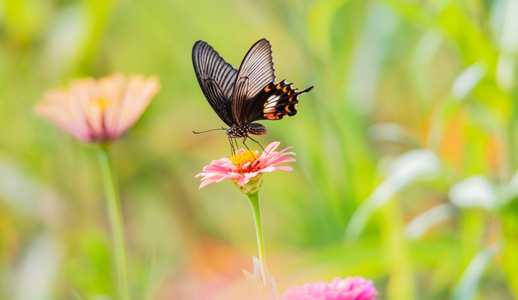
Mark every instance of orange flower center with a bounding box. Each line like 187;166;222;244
229;150;259;172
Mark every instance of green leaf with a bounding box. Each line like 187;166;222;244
449;175;496;210
452;245;498;300
406;203;455;240
345;149;440;239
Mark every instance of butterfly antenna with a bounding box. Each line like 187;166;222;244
193;127;226;134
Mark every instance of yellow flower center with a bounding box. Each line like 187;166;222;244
229;150;259;171
90;97;111;110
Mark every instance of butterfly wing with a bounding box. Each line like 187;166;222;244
192;40;237;126
231;39;276;125
246;80;314;122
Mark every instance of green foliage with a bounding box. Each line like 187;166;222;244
1;0;518;299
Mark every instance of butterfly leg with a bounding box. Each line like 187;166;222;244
234;137;241;153
228;135;236;155
247;136;264;151
242;136;264;158
242;137;251;152
232;137;244;155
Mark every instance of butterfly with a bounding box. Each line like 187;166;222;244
192;38;313;148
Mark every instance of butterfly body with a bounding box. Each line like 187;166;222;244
192;38;313;143
226;123;267;138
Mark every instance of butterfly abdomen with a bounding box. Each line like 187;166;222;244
262;80;313;120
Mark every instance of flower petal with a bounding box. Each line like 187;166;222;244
196;141;296;189
281;276;379;300
263;141;281;154
202;165;233;173
257;166;276;173
36;74;160;143
273;166;293;172
237;175;250;186
270;157;296;166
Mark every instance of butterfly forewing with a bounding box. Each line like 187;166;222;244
231;38;276;125
192;40;237;126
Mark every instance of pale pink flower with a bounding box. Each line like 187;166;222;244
195;141;295;189
36;73;160;143
281;277;379;300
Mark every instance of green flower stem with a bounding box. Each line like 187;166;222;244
98;144;130;300
247;192;269;291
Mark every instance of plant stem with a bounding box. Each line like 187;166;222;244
247;192;270;292
98;144;130;300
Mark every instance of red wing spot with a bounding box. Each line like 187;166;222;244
276;84;281;90
287;91;291;95
264;86;271;92
285;105;291;113
282;87;287;93
288;97;293;102
266;113;281;120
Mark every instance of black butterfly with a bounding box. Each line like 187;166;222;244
192;38;313;148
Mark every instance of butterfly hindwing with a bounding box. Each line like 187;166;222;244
243;80;314;122
192;40;237;126
231;38;276;125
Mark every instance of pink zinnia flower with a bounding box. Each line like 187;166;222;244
281;277;379;300
195;141;295;189
36;73;160;143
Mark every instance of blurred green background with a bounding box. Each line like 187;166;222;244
1;0;518;299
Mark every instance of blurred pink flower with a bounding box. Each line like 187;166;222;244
195;141;295;189
36;73;160;143
281;277;379;300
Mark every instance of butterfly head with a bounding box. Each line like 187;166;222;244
226;127;239;137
